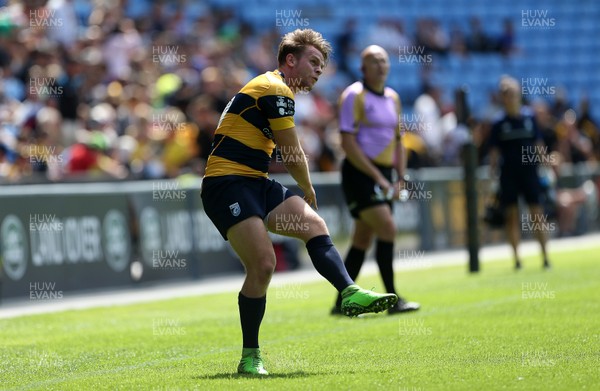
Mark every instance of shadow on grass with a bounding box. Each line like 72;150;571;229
193;370;314;380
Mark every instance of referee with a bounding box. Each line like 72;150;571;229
201;30;398;376
332;45;420;315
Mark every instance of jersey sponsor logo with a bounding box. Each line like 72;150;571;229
229;202;241;217
273;95;295;117
262;127;274;139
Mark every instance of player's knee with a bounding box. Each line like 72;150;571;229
258;265;275;285
246;256;276;284
305;214;328;239
376;220;396;241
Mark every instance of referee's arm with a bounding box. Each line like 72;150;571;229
341;132;391;190
392;125;407;199
395;115;407;180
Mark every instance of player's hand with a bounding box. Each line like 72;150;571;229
300;184;318;209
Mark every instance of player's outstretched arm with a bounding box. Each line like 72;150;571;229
273;127;318;208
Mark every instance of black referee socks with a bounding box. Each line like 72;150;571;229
344;246;367;281
375;240;396;295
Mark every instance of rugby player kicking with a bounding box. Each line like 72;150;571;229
201;29;398;376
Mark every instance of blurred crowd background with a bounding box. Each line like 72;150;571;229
0;0;598;184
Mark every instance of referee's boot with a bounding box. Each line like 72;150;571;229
388;297;421;315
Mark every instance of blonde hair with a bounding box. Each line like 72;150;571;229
277;29;332;66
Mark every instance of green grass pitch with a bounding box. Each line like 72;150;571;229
1;247;598;390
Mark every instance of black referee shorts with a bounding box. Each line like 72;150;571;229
201;175;295;240
341;159;393;219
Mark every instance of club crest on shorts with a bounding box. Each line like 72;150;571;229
229;202;241;217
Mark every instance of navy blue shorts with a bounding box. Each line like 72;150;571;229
341;159;393;219
499;166;542;206
201;175;295;240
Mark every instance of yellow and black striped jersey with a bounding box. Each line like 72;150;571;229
204;70;295;178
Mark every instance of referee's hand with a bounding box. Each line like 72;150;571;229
392;180;404;200
376;177;392;192
375;177;393;200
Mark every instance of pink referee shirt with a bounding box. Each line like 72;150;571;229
338;81;401;166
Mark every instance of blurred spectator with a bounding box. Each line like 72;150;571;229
159;108;198;178
0;142;17;179
466;17;494;52
0;1;593;185
312;121;338;172
187;95;218;165
366;18;412;57
47;0;80;49
335;19;358;79
415;18;449;55
498;18;516;56
449;23;468;57
441;115;467;166
577;97;600;160
532;100;559;152
413;84;446;164
245;31;278;74
556;109;594;164
550;88;570;119
65;130;127;179
56;56;83;145
544;151;597;236
102;19;143;81
402;130;429;169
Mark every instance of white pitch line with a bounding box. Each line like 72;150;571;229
1;233;598;319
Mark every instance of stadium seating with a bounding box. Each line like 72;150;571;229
207;0;599;116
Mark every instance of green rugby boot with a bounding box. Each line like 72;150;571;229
341;284;398;317
237;348;268;376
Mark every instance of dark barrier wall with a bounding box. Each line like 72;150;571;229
0;180;244;300
127;181;242;282
2;168;598;301
0;191;133;299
